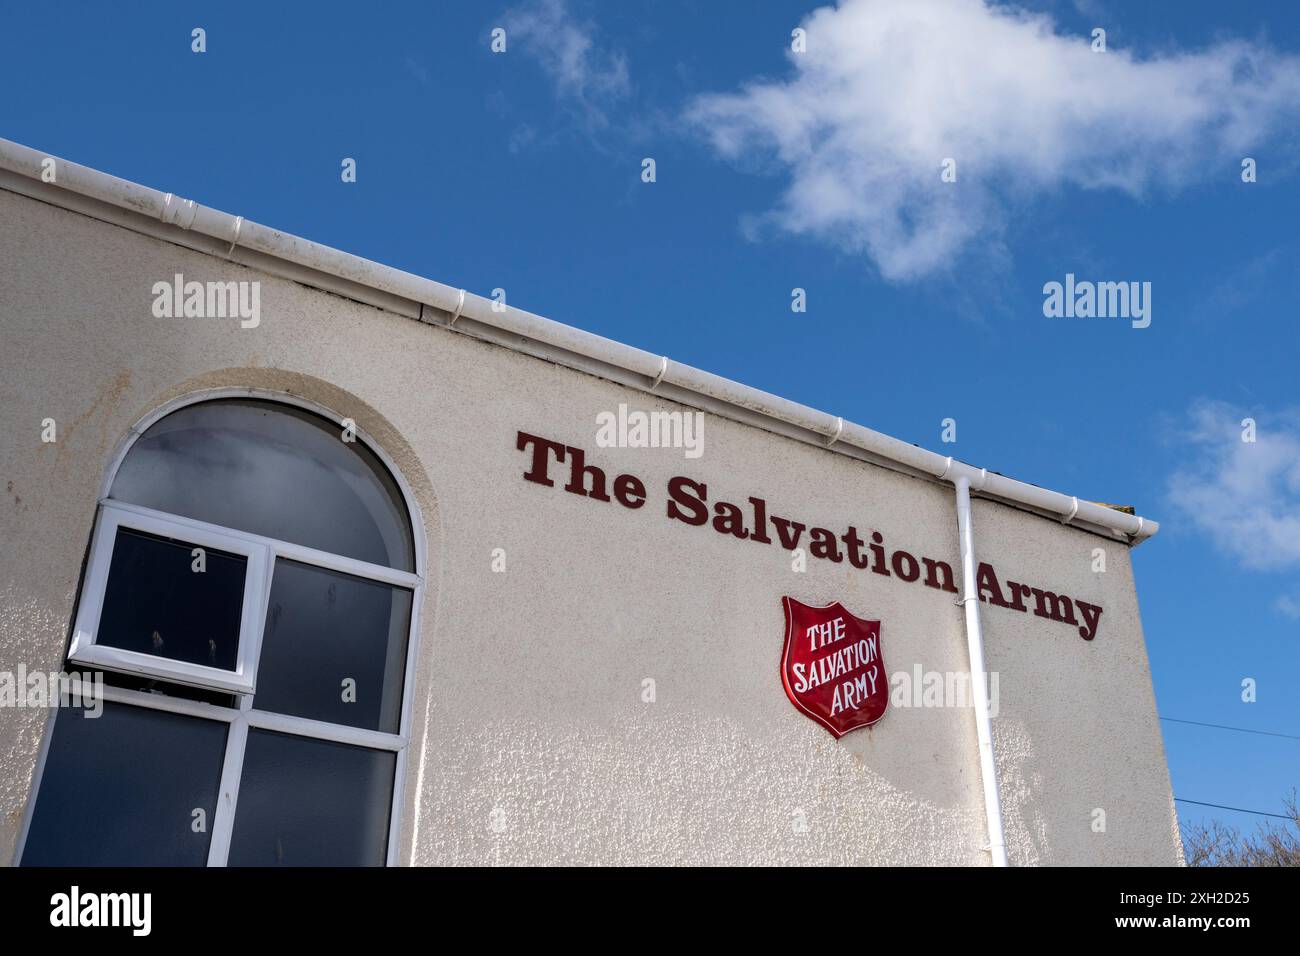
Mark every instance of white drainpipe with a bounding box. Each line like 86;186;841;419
950;469;1009;867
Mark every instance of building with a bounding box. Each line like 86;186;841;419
0;138;1182;866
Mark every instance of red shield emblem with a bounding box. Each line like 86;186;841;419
780;597;888;738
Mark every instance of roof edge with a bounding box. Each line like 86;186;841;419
0;137;1157;545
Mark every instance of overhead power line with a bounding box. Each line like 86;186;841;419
1175;798;1293;821
1160;716;1300;741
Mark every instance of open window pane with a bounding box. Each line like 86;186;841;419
254;559;411;733
95;527;246;671
21;703;227;866
109;399;414;570
96;668;239;709
226;730;395;866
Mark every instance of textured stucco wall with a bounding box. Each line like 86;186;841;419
0;187;1181;865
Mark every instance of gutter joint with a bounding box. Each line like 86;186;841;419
160;192;197;230
650;356;669;390
448;288;466;327
1061;496;1080;525
825;416;844;447
225;216;243;259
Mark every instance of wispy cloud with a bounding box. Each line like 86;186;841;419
501;0;631;131
686;0;1300;281
1168;401;1300;572
404;56;432;88
1275;595;1300;621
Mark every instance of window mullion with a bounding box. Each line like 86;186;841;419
206;713;249;867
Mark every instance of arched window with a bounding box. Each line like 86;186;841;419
18;396;423;867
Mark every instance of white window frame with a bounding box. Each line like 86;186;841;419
35;676;409;867
16;388;428;868
69;503;271;694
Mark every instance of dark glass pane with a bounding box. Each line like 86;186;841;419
226;730;394;867
98;528;245;672
98;669;238;709
254;560;411;733
109;399;414;570
21;703;227;866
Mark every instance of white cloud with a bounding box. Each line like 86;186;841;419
1275;595;1300;621
1168;401;1300;571
686;0;1300;280
502;0;630;130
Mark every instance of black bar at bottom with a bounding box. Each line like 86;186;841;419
0;865;1278;941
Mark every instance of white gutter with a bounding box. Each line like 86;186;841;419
953;474;1008;866
0;136;1157;546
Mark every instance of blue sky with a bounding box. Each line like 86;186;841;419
3;0;1297;847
